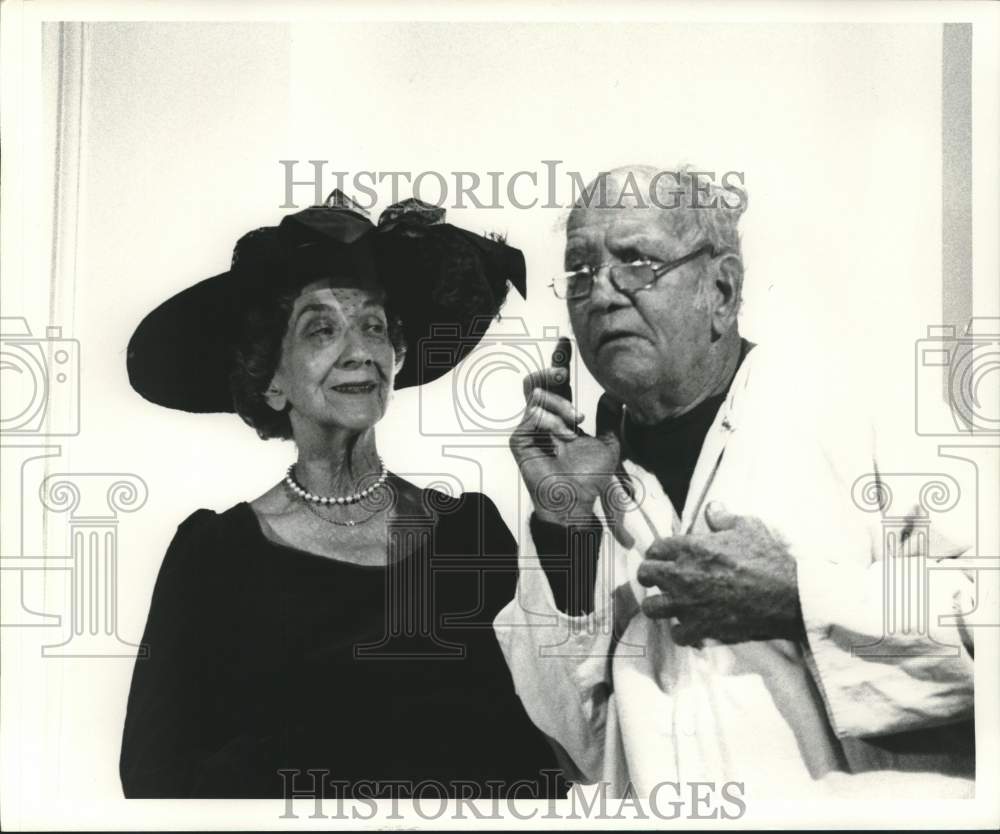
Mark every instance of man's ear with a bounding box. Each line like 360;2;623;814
264;376;288;412
711;254;743;337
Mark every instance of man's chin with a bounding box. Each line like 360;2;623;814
598;344;657;375
597;362;666;402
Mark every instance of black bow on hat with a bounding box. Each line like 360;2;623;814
126;192;526;413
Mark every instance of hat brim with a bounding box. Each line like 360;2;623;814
376;222;526;390
127;227;526;413
127;271;243;414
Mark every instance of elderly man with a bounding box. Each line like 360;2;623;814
494;165;975;798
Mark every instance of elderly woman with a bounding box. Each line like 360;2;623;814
119;193;561;798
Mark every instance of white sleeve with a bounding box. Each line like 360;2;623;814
799;532;975;738
798;410;977;739
493;511;641;783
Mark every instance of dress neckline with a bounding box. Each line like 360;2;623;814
236;496;424;572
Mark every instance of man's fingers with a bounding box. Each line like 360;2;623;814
523;405;578;441
670;620;705;647
642;596;706;647
510;403;564;452
643;537;684;562
641;594;686;620
636;558;677;589
704;500;740;532
522;367;571;402
529;388;585;428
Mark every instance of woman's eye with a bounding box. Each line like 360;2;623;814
307;320;337;338
365;320;387;336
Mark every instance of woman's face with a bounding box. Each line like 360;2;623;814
266;281;399;436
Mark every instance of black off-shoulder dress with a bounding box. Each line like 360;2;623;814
119;483;562;798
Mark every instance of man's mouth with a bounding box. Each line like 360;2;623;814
597;330;642;349
330;382;378;394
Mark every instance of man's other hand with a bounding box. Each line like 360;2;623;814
637;502;804;645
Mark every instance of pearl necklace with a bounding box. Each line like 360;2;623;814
284;458;388;505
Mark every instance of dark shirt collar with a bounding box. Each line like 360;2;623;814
597;338;753;511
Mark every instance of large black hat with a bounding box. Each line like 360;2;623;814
126;192;526;413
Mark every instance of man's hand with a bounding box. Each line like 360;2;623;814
509;337;621;525
636;502;804;645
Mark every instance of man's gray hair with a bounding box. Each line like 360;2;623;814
577;164;748;258
663;166;747;257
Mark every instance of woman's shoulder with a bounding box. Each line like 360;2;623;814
159;503;253;574
173;502;250;537
428;488;501;517
416;486;516;556
386;473;499;518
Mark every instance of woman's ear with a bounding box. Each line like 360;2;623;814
394;345;408;377
264;376;288;412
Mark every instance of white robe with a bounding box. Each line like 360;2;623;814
494;344;976;799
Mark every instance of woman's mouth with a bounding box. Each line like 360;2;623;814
330;382;378;394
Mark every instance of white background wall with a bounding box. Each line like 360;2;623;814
60;20;953;517
2;5;998;829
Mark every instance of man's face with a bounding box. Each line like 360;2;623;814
565;205;716;411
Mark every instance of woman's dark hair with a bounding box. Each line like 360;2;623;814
229;275;406;441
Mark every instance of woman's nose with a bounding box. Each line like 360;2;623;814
337;329;374;367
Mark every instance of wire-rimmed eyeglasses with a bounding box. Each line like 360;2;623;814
549;244;719;300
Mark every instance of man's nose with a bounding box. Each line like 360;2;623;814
587;265;631;310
